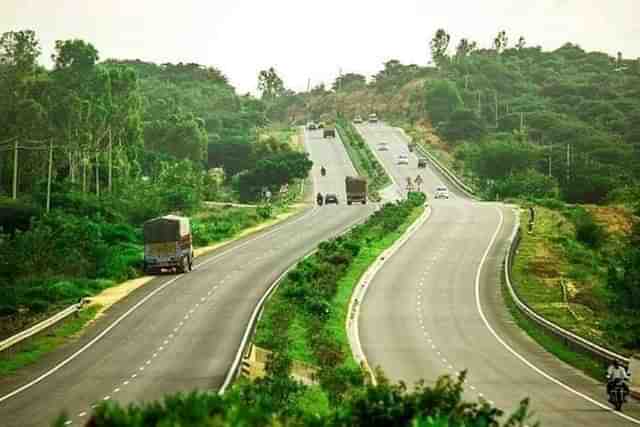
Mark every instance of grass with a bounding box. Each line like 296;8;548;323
336;120;391;198
503;280;605;381
510;205;629;353
325;206;424;370
255;203;425;370
507;201;638;380
0;305;100;376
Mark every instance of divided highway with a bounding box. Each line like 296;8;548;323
0;129;373;427
356;123;640;426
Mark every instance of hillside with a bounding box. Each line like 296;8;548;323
293;32;640;205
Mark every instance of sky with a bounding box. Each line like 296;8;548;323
3;0;639;94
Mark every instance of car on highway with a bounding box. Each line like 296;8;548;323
353;115;363;124
396;154;409;165
368;113;378;123
324;193;339;204
434;186;449;199
306;121;317;130
377;142;389;151
418;158;427;168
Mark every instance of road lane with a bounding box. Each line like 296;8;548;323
0;127;373;427
357;122;640;426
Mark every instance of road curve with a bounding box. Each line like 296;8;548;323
356;123;640;426
0;128;374;427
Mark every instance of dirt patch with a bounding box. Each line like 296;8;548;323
529;242;562;278
86;276;154;320
584;205;635;235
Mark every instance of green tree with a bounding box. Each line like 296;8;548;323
494;30;508;54
258;67;284;100
430;29;451;67
423;80;463;125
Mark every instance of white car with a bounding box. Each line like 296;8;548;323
396;154;409;165
434;186;449;199
377;142;389;151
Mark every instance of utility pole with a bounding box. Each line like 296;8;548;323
477;91;482;116
95;151;100;197
47;140;53;213
108;128;113;193
566;143;571;183
12;140;18;200
82;153;87;193
494;91;499;128
464;74;470;89
548;141;552;177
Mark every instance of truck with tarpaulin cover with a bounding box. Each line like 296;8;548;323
143;215;193;274
345;176;368;205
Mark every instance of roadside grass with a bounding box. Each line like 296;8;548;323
511;204;633;354
506;201;639;381
255;199;425;376
336;119;390;198
0;305;100;376
503;280;605;381
324;206;424;371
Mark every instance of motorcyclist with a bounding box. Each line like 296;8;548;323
607;360;630;402
316;192;323;205
320;166;326;176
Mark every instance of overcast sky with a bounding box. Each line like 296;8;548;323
3;1;639;94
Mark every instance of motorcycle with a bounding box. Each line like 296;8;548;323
320;167;326;177
608;379;627;411
317;194;324;206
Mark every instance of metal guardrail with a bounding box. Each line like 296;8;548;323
0;302;82;353
504;212;630;368
394;128;479;200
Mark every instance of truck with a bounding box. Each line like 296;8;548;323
345;176;368;205
368;113;378;123
143;215;193;274
323;128;336;138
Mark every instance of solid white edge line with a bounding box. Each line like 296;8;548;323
0;128;320;405
475;205;640;425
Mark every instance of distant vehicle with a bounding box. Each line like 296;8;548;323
324;193;339;204
434;186;449;199
143;215;193;274
307;121;317;130
353;116;363;124
377;142;389;151
323;128;336;138
396;154;409;165
368;113;378;123
345;176;367;205
418;158;427;168
408;143;416;152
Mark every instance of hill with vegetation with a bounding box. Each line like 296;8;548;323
0;30;311;344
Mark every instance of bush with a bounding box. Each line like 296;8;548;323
572;209;605;248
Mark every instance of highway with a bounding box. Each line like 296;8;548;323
0;128;373;427
356;122;640;426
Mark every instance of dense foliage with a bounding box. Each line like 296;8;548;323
294;30;640;205
57;374;534;427
256;193;426;403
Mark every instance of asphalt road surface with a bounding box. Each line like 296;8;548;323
356;122;640;426
0;128;373;427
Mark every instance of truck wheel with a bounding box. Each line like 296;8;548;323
188;256;193;271
348;201;352;205
180;257;189;274
362;200;366;205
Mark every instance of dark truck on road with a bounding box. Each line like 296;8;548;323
345;176;367;205
143;215;193;274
